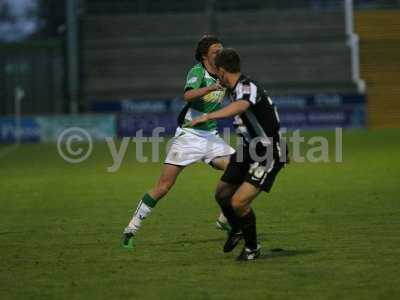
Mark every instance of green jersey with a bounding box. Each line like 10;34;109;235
177;63;225;131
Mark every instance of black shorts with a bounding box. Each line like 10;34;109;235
221;143;286;192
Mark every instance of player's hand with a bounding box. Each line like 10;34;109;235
189;114;209;127
208;80;224;91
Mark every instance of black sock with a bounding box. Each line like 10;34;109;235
219;203;241;233
238;209;257;250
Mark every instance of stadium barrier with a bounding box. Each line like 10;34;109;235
0;92;365;144
92;93;366;137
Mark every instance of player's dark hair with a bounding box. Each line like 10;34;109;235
215;48;241;73
195;34;221;62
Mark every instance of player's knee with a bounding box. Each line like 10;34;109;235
231;199;242;212
215;189;229;205
231;196;248;216
212;157;229;171
210;160;224;171
214;189;223;203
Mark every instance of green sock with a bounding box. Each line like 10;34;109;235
142;193;157;208
126;193;158;233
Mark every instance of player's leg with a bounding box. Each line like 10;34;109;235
215;146;249;231
230;182;261;260
214;180;248;252
212;158;232;232
231;158;285;261
215;180;241;231
122;127;203;249
209;156;233;231
148;163;184;200
122;163;184;248
205;134;235;230
209;156;230;170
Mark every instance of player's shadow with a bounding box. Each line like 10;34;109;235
258;248;317;260
177;237;222;245
148;237;223;247
148;233;317;260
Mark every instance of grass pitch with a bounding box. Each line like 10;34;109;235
1;129;399;299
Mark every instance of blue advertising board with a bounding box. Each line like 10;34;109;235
0;117;41;143
118;113;178;137
92;94;366;137
274;93;366;129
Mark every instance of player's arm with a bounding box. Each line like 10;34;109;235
190;100;250;127
182;66;223;102
183;82;223;102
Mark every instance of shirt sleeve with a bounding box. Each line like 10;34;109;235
184;66;204;91
234;82;257;105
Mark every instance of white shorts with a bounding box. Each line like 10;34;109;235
165;127;235;166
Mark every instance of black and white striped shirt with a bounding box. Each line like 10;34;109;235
230;74;281;146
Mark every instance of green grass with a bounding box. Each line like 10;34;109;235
1;129;399;299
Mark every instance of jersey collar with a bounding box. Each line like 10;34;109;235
232;74;245;91
201;62;218;80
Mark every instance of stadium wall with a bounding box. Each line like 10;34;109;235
355;10;400;128
82;10;358;102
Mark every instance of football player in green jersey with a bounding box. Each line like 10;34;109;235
122;35;235;249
